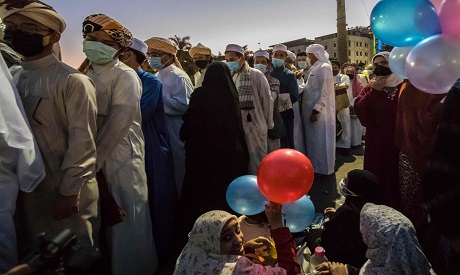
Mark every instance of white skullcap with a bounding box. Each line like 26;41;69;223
286;50;296;61
306;44;330;63
254;49;269;59
130;38;147;55
225;44;244;55
273;44;287;53
189;43;212;57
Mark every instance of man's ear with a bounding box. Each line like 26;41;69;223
49;32;61;44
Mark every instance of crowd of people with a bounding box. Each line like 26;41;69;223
1;0;459;274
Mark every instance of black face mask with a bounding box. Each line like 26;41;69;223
332;69;339;76
347;74;355;80
3;28;48;57
195;60;210;69
373;65;392;76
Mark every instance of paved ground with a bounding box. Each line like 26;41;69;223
308;144;365;213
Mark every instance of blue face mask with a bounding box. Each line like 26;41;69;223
272;58;284;68
83;40;118;65
254;64;267;73
227;61;241;72
148;56;165;70
298;61;307;70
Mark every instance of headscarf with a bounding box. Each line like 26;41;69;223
359;203;434;275
144;37;184;70
286;50;296;61
372;52;403;88
0;0;66;32
174;210;241;274
346;170;380;210
306;44;329;63
82;14;133;47
0;42;21;64
189;43;211;57
344;66;364;98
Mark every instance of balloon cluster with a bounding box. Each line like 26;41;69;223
371;0;460;94
226;149;315;232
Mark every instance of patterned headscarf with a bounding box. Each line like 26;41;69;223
0;0;66;32
359;203;435;275
82;14;133;47
344;66;364;98
174;211;241;274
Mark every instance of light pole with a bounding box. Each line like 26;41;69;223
337;0;348;65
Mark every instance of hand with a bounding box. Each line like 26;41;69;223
295;71;304;80
310;113;318;123
330;262;348;275
315;262;332;274
324;207;336;218
265;201;283;229
244;237;272;254
372;76;388;91
334;83;339;90
52;194;80;220
5;264;33;275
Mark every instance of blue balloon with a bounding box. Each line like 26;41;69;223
370;0;441;47
226;175;267;215
283;196;315;233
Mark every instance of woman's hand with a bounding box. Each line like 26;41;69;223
372;76;388;91
265;201;283;229
315;262;348;275
324;207;336;218
244;237;272;254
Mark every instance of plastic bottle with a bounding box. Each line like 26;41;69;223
309;246;328;274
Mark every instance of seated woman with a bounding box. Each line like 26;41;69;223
316;203;435;275
320;169;380;268
174;202;300;274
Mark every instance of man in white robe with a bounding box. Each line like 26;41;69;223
332;60;352;154
302;44;336;175
189;43;212;88
0;2;100;269
145;37;194;199
0;55;44;273
225;44;273;174
82;14;157;274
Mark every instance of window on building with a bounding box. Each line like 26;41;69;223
325;45;328;50
334;52;337;58
356;42;359;47
360;42;362;47
333;43;336;47
348;41;351;47
365;52;368;56
356;51;359;56
360;51;362;56
348;50;351;56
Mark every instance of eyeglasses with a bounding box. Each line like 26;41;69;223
3;21;52;35
146;52;166;58
339;178;358;197
373;60;388;67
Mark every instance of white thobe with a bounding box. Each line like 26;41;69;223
194;68;206;88
233;68;274;174
302;61;336;175
294;78;306;154
13;54;99;268
335;74;352;149
87;60;157;275
0;56;44;272
158;64;193;199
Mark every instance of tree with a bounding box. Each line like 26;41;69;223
169;35;192;51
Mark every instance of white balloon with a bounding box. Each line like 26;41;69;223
389;47;413;79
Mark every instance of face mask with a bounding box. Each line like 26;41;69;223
227;61;241;72
194;59;209;69
148;56;165;70
373;65;392;76
272;58;284;68
333;69;340;76
347;74;355;80
298;61;307;69
83;41;118;65
254;64;267;73
4;28;49;57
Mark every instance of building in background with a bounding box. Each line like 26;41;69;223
270;38;315;55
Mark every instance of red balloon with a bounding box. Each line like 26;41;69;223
257;149;314;204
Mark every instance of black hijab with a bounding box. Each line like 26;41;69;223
346;169;381;210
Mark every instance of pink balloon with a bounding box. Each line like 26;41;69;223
430;0;445;12
406;34;460;94
439;0;460;36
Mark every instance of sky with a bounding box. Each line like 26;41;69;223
43;0;380;68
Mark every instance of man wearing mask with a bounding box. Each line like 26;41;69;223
0;0;99;269
302;44;336;176
120;38;176;273
332;60;352;155
189;43;212;88
254;49;281;153
82;14;157;274
270;44;298;149
225;44;273;174
145;37;193;200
